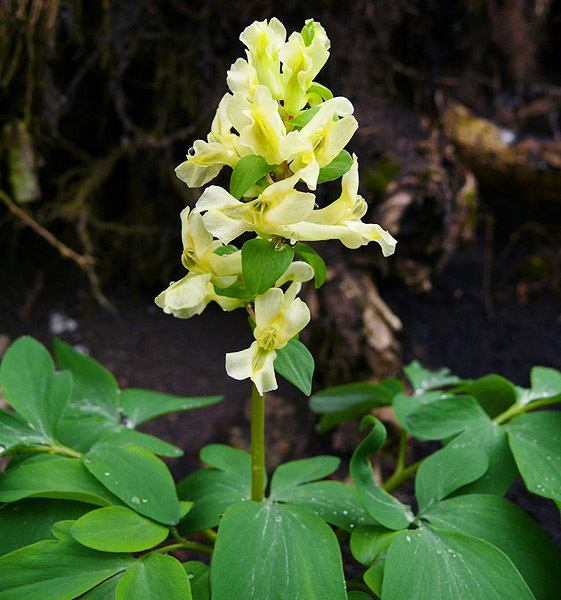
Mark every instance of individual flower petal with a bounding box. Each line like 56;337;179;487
155;273;212;318
225;341;278;394
176;140;236;188
227;58;259;99
275;261;314;286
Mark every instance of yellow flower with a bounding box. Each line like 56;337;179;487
194;174;315;244
280;20;330;115
239;17;286;99
176;95;241;188
155;208;244;318
227;85;287;166
280;97;358;189
225;285;310;394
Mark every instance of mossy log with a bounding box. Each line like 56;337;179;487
443;100;561;202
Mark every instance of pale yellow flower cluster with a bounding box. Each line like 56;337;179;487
157;18;397;394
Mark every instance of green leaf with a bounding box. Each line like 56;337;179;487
289;106;321;129
277;480;377;531
230;155;274;200
213;244;238;256
83;441;180;525
301;20;315;45
71;506;169;552
404;395;488;440
317;150;353;184
274;338;314;395
270;456;340;495
392;390;450;430
211;501;347;600
51;520;75;540
347;592;373;600
381;527;535;600
424;494;561;600
515;367;561;406
0;455;122;506
0;499;94;556
0;408;50;455
506;411;561;500
0;336;72;439
454;374;517;418
183;562;210;600
350;525;399;566
445;416;518;495
176;445;253;534
403;360;462;394
350;417;414;529
241;238;295;295
294;242;326;288
118;389;222;428
98;428;183;457
213;280;255;302
54;339;119;421
415;446;488;511
311;380;396;431
79;574;125;600
116;553;192;600
0;539;134;600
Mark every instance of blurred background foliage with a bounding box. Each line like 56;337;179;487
1;0;561;298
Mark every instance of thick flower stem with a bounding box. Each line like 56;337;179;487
251;384;266;502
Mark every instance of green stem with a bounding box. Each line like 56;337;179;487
20;444;82;459
494;397;561;425
251;384;266;502
153;541;213;555
383;459;421;494
202;529;217;544
395;429;408;472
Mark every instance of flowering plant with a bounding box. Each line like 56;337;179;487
0;18;559;600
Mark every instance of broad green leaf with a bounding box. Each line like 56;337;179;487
270;456;377;531
0;499;94;556
241;238;295;295
454;374;516;418
98;428;183;457
403;360;462;394
56;416;120;453
79;574;124;600
0;455;122;506
270;456;340;495
0;336;72;439
83;441;180;525
176;445;253;534
0;539;134;600
446;417;518;495
350;417;414;530
230;155;274;200
507;412;561;500
116;553;192;600
118;389;222;428
213;280;255;302
425;495;561;600
213;244;238;256
405;395;488;441
54;339;119;421
415;446;488;511
71;506;169;552
274;338;314;395
392;390;450;430
317;150;353;184
183;562;210;600
515;367;561;406
294;242;326;288
289;106;321;129
273;480;377;531
0;408;50;455
381;527;535;600
211;501;347;600
51;520;75;540
311;380;396;432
